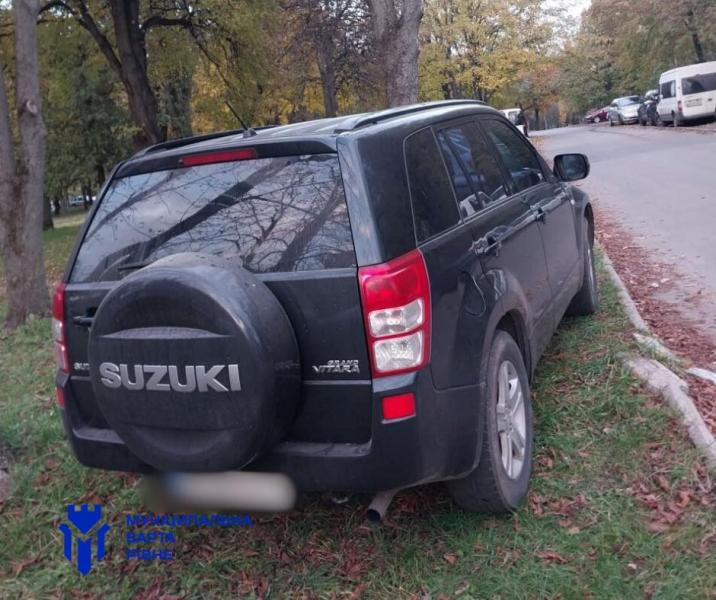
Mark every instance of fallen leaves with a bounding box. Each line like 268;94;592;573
11;556;39;577
627;458;714;535
535;550;568;564
596;210;716;436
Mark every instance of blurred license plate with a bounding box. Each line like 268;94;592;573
159;471;296;512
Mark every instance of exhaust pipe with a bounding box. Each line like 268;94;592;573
366;489;399;524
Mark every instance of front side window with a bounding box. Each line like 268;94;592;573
481;119;545;194
404;128;460;242
661;80;675;99
436;123;507;218
71;154;356;282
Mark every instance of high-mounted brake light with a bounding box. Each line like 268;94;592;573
52;283;70;375
179;148;258;167
358;249;431;376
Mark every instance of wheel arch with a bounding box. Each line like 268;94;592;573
495;311;532;378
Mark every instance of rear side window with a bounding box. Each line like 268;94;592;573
404;128;460;242
481;119;545;194
660;80;675;99
682;73;716;95
71;154;355;282
436;123;508;218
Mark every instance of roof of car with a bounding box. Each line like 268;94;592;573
133;100;494;159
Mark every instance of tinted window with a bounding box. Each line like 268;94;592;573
660;80;675;99
683;73;716;95
481;119;545;194
71;154;355;282
436;124;508;218
404;128;460;241
616;96;640;106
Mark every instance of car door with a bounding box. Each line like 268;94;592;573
478;117;581;344
658;80;676;121
433;118;553;363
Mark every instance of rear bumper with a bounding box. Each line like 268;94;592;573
60;370;483;492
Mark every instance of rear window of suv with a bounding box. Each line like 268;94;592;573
71;154;356;282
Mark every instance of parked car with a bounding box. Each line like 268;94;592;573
500;107;527;135
67;195;85;208
657;60;716;126
608;96;642;125
585;107;609;124
52;100;597;517
638;89;660;126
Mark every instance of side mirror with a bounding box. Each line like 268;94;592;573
553;153;590;182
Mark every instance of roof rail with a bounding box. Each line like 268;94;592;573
137;125;278;156
335;100;487;133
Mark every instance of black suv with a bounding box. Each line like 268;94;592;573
53;100;597;514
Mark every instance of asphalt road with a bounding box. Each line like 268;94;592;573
534;124;716;344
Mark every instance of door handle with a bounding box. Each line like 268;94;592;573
471;235;501;257
533;206;546;223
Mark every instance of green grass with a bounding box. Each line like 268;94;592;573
0;229;714;599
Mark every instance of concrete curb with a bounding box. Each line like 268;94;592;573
599;245;716;471
598;245;650;332
628;357;716;470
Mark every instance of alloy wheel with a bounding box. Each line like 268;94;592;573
495;360;527;480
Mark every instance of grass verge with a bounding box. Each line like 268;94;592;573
0;226;714;599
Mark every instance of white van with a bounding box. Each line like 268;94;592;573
657;61;716;126
500;108;526;135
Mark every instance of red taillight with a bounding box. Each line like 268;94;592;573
179;148;257;167
382;393;416;421
52;283;70;374
358;249;431;377
677;100;683;114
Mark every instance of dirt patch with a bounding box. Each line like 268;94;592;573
596;207;716;435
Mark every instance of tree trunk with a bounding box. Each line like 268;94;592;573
316;35;338;117
368;0;424;107
685;9;705;63
71;0;163;148
0;0;49;328
108;0;162;147
43;195;53;230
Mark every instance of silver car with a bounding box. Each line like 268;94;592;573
608;96;642;126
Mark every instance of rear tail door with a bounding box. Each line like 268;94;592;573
63;150;374;445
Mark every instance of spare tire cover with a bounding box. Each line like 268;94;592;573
88;253;300;472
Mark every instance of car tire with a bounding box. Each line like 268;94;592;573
594;116;601;123
566;219;599;317
447;331;533;514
